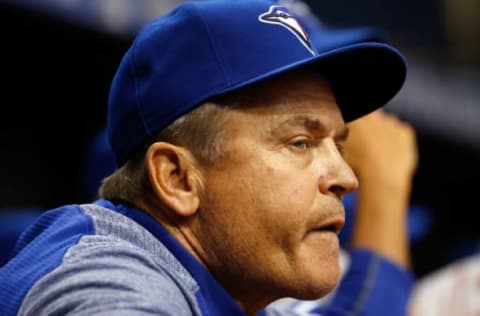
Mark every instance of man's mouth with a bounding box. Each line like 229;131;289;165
314;217;345;235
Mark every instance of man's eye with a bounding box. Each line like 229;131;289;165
290;139;310;150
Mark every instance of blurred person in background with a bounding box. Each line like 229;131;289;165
408;251;480;316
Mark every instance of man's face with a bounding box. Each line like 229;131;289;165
196;70;358;308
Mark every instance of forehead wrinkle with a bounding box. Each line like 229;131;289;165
269;115;348;141
269;115;327;136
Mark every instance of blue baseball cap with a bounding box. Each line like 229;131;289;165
311;26;385;52
107;0;407;166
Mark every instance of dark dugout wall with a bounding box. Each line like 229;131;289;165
0;3;129;208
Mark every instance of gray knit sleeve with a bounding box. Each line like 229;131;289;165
18;238;198;316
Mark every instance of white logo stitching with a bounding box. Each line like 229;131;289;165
259;5;316;55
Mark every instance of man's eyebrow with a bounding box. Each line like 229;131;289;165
272;116;326;133
271;115;349;140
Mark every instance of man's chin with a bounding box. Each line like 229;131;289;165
299;282;338;300
286;269;341;301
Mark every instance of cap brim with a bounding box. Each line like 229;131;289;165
316;42;407;121
215;42;406;122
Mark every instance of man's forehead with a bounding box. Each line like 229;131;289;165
269;115;349;139
274;115;324;129
219;70;345;132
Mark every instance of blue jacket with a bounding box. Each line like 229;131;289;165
0;200;413;315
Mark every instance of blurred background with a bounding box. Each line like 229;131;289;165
0;0;479;279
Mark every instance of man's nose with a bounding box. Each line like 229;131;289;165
319;140;358;198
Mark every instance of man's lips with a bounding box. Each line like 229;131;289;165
312;216;345;235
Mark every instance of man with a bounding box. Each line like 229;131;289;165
0;0;409;315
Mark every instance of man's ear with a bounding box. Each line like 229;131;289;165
145;142;202;217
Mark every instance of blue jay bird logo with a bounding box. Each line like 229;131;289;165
259;5;315;55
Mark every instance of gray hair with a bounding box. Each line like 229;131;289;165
98;101;233;202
